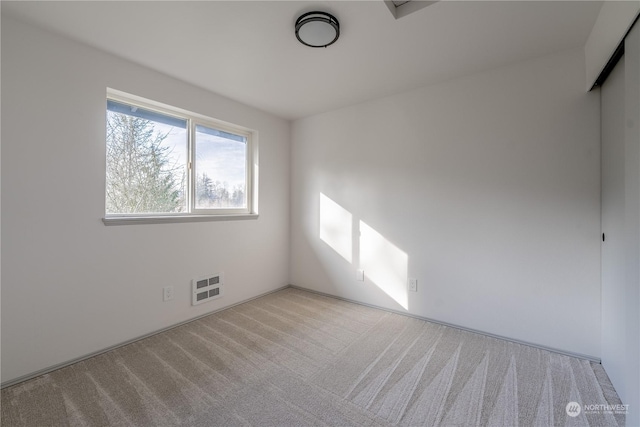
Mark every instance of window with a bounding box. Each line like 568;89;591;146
104;89;256;224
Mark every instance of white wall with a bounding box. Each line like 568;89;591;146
601;22;640;426
601;55;628;411
624;20;640;426
291;47;601;358
623;24;640;425
1;6;3;385
1;17;290;384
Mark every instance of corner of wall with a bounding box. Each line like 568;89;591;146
584;1;640;90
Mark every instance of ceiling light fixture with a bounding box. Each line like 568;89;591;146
295;11;340;48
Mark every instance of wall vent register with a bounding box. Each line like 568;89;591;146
192;273;223;305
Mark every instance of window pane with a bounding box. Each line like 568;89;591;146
106;103;187;214
195;124;247;209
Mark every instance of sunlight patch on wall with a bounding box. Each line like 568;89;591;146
359;220;408;309
319;193;352;263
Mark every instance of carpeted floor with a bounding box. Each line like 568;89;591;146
1;287;624;426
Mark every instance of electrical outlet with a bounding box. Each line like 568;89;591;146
356;269;365;281
163;286;174;301
408;278;418;292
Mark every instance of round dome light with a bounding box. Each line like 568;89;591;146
295;11;340;48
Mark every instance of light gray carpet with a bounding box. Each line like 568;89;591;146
1;287;624;426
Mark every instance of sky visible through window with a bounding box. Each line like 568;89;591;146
194;126;246;191
156;122;247;191
155;121;187;179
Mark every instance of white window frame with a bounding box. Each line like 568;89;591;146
103;89;258;225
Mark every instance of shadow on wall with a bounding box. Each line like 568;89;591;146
319;193;408;310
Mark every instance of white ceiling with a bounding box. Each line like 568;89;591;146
2;1;603;120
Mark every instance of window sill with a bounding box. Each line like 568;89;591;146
102;213;259;226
